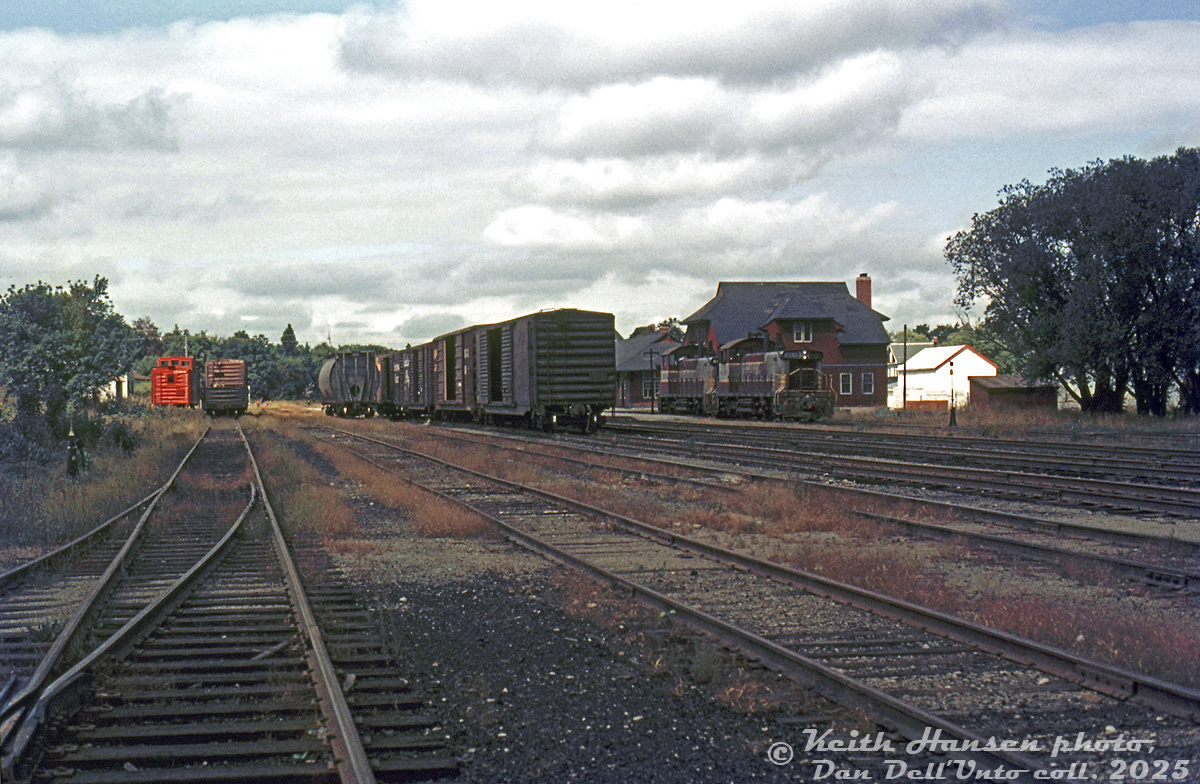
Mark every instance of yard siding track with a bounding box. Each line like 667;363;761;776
387;423;1200;598
1;423;455;784
310;424;1200;780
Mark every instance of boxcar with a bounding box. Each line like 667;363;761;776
380;309;615;432
202;358;250;416
379;343;434;419
431;326;477;420
150;356;199;408
319;351;379;417
470;309;615;433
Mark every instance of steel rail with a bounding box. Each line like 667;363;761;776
324;426;1200;723
420;423;1200;589
592;426;1200;516
0;485;257;782
0;426;210;740
0;488;166;593
406;422;1200;556
606;419;1200;474
240;426;377;784
312;426;1050;777
850;511;1200;591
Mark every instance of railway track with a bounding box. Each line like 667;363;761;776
0;422;455;783
606;419;1200;484
309;423;1200;781
601;418;1200;518
379;421;1200;598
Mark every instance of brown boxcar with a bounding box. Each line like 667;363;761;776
379;309;616;433
470;308;615;433
150;356;199;408
202;358;250;416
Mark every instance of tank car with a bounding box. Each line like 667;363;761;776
201;358;249;416
150;356;199;408
319;351;380;417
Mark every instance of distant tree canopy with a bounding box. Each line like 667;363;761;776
0;277;138;438
142;325;329;401
947;148;1200;414
630;318;684;341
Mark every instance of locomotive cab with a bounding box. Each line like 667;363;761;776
776;350;834;421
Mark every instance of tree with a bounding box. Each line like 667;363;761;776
280;323;298;356
630;318;684;341
0;277;138;438
947;148;1200;414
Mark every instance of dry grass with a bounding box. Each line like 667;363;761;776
243;428;358;542
305;438;489;539
0;407;208;551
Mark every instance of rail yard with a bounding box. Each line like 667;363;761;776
1;407;1198;783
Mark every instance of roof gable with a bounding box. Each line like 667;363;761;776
683;281;889;346
615;331;680;372
903;344;999;372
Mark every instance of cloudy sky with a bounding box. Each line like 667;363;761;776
2;1;1198;347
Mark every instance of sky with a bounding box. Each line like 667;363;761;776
2;1;1199;348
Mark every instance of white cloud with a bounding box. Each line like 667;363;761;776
0;4;1197;346
339;0;1008;89
899;22;1200;139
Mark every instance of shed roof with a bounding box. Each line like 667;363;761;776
889;341;936;365
683;281;889;346
969;374;1055;390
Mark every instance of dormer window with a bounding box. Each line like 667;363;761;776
793;321;813;343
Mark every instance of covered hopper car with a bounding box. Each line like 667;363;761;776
320;351;380;417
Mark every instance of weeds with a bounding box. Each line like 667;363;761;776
0;407;208;551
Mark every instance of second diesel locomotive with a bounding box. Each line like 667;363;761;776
658;338;834;421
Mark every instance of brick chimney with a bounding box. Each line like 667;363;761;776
855;273;872;309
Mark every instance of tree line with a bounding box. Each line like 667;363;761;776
0;277;383;458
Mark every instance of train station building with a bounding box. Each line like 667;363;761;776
679;275;890;409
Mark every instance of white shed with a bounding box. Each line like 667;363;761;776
889;344;998;410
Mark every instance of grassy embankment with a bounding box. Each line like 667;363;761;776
240;405;487;556
0;407;208;564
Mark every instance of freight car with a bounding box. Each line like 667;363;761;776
379;309;616;433
319;351;380;417
202;358;250;416
658;340;834;421
150;356;199;408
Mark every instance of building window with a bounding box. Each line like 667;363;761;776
839;372;852;395
793;321;813;343
861;372;875;396
642;376;655;399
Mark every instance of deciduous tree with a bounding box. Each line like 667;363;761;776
947;148;1200;414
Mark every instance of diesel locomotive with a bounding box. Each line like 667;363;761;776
658;338;834;421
